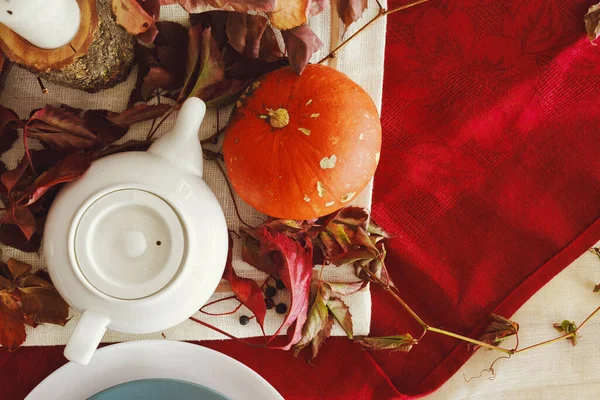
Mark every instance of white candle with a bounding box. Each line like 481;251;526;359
0;0;81;50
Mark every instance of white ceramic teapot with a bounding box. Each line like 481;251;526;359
0;0;81;49
44;98;228;365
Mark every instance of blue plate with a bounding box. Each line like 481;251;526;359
88;378;231;400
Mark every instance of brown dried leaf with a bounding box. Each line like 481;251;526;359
0;207;36;241
585;3;600;44
356;334;415;352
0;290;25;351
473;314;519;351
293;283;330;358
159;0;276;13
106;104;172;127
336;0;368;31
20;286;69;327
226;13;268;59
282;24;323;75
594;284;600;293
112;0;156;35
25;106;100;151
0;105;20;156
269;0;310;30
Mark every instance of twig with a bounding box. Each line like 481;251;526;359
318;0;429;64
375;0;384;10
210;157;254;228
36;76;48;95
428;326;513;355
514;306;600;353
146;106;175;140
201;126;226;145
189;316;264;348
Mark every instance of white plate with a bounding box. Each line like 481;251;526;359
26;340;283;400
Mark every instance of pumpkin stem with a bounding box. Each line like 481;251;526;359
266;108;290;128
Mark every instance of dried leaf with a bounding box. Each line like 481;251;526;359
0;225;41;253
0;290;25;351
203;79;252;108
585;3;600;44
0;51;4;75
223;235;267;331
0;207;36;241
142;66;179;100
25;106;99;151
185;27;226;101
112;0;156;35
269;0;310;30
0;105;20;156
159;0;276;13
23;153;92;207
106;104;172;127
336;0;368;31
0;259;68;349
553;320;579;346
473;314;519;351
356;334;415;352
594;284;599;293
282;24;323;75
327;297;353;338
137;0;161;43
256;228;313;350
1;156;30;197
226;13;268;59
293;283;330;357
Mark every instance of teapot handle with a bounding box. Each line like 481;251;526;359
64;310;110;365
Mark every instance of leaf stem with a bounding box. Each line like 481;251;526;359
317;0;429;64
427;327;513;355
189;316;264;348
514;306;600;353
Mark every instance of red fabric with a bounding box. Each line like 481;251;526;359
2;1;600;399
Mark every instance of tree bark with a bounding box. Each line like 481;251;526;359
0;0;136;93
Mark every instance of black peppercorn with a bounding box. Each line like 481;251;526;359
265;286;277;298
239;315;250;325
275;303;288;314
276;279;285;290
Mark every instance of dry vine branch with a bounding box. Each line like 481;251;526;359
318;0;429;64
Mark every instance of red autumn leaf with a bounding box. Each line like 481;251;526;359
0;105;20;156
282;24;323;75
1;156;30;198
473;313;520;351
137;0;161;43
106;104;172;127
112;0;156;36
23;153;92;207
255;228;313;350
0;206;36;241
0;224;41;253
0;290;26;351
356;334;416;352
20;286;69;327
222;235;267;331
82;110;129;144
25;106;100;151
336;0;368;31
327;297;353;338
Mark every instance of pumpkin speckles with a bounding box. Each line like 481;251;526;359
298;127;311;136
317;181;326;197
320;155;337;169
306;99;313;105
310;113;320;118
341;192;355;203
252;81;261;89
359;134;365;141
325;201;335;207
303;196;310;202
375;152;380;163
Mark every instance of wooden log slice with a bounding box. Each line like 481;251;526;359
0;0;136;93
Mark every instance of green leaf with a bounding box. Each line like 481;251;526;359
293;284;330;357
356;334;415;352
553;320;579;346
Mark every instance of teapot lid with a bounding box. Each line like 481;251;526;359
74;189;185;300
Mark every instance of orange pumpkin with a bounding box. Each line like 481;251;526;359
223;64;382;219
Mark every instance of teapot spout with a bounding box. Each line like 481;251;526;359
148;98;206;178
